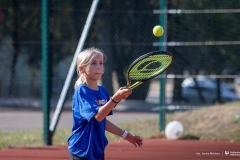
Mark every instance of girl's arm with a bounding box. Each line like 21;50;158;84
94;87;132;122
105;119;123;136
106;119;143;147
94;100;117;122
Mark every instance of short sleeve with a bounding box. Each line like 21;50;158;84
73;85;113;121
79;96;99;121
76;88;99;121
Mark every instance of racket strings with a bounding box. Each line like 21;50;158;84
128;54;172;81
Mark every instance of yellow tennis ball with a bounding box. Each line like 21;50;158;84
153;25;164;37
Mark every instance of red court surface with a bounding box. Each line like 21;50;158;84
0;139;239;160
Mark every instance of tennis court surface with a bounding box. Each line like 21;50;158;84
0;139;239;160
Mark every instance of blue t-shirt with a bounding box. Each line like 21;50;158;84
68;84;112;160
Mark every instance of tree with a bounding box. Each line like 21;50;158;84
167;0;240;103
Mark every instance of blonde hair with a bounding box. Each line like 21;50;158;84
74;47;106;89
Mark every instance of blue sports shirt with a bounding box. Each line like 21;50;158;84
68;84;112;160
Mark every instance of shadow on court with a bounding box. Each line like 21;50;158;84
0;139;239;160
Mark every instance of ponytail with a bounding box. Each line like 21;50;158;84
74;78;81;89
74;75;85;89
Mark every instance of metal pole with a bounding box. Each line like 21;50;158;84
49;0;100;135
42;0;51;145
159;0;167;132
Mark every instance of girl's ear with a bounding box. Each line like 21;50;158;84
79;66;85;73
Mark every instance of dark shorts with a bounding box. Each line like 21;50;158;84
69;152;104;160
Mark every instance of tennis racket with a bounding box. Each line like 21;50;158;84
126;50;173;89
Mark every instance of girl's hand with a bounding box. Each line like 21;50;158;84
125;133;143;147
112;87;132;102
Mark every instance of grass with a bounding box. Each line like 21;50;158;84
0;101;240;149
105;118;159;142
166;101;240;141
0;130;44;148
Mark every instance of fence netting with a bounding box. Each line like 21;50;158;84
0;0;240;148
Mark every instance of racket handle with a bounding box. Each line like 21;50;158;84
130;82;143;89
127;80;131;88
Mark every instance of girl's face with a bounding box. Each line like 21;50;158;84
82;53;104;82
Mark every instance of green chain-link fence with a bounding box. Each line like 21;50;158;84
0;0;240;147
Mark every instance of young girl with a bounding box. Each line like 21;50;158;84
68;47;143;160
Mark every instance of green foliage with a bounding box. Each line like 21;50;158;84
168;0;240;74
1;0;240;99
1;0;240;148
